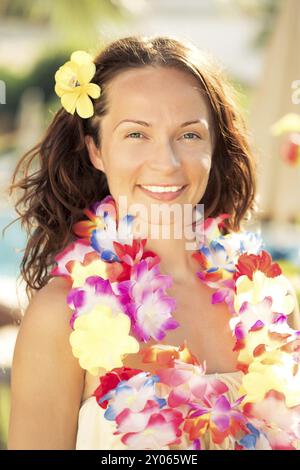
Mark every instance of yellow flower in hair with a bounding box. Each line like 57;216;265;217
54;50;101;118
70;305;140;375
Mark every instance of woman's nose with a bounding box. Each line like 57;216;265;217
148;142;181;172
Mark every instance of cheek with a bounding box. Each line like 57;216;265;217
201;155;212;173
187;154;212;201
104;151;139;180
103;156;141;196
189;153;212;177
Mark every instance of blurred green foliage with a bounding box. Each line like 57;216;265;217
0;0;127;48
0;50;74;129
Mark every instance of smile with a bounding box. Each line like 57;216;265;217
137;184;187;201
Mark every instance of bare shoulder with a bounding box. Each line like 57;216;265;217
21;277;73;333
8;277;85;449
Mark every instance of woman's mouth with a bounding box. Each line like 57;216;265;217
137;184;188;201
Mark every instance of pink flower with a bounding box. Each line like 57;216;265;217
243;390;300;450
211;279;236;314
120;408;184;450
157;360;228;407
184;395;246;445
229;297;276;350
50;239;94;279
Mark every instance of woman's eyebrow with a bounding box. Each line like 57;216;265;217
114;118;208;131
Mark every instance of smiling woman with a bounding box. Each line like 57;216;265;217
6;35;256;298
6;35;300;451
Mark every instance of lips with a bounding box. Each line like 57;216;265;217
137;184;188;201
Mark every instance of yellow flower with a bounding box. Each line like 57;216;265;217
70;305;140;375
71;258;108;288
240;350;300;407
54;50;101;118
234;271;295;316
237;326;283;366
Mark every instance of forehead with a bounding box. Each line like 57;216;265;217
105;66;211;123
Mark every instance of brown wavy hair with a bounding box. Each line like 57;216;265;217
5;35;256;300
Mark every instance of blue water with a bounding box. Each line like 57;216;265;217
0;211;27;278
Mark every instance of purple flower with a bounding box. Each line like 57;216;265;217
116;259;179;342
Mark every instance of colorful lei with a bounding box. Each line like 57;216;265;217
51;195;300;450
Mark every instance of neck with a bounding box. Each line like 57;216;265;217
146;237;198;282
132;218;200;282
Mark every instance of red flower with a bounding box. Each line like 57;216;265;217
234;250;281;281
111;239;159;282
93;367;143;409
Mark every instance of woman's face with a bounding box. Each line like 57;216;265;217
86;66;214;224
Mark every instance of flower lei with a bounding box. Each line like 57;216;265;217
51;195;300;450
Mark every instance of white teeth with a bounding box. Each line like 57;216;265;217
140;185;184;193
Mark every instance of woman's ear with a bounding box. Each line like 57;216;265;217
85;135;105;173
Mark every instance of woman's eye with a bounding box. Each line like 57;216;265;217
127;132;144;139
182;132;201;140
126;131;201;140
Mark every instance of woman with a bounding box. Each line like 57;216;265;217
7;35;300;450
